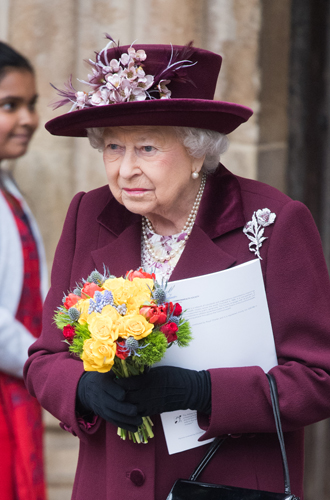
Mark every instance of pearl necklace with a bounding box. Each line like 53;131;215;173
142;173;207;263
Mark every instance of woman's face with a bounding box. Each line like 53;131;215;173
102;126;204;229
0;68;39;161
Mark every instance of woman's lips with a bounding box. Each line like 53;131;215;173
11;133;31;143
122;188;150;196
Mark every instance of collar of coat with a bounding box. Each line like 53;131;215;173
92;164;246;281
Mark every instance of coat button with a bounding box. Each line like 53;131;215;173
129;469;145;486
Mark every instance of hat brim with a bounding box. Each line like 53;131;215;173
45;98;253;137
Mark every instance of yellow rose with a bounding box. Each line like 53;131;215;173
103;277;134;305
116;313;154;340
101;304;121;322
126;278;153;313
77;298;91;324
87;312;119;342
132;277;154;291
131;277;154;299
126;294;148;314
81;338;116;373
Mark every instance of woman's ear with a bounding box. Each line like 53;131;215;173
191;155;206;175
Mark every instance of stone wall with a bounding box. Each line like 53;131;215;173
0;1;291;498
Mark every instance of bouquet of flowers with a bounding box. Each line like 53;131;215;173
54;267;192;443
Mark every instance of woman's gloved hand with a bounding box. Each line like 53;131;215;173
115;366;211;416
76;371;142;431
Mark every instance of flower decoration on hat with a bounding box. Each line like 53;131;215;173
51;34;197;111
243;208;276;260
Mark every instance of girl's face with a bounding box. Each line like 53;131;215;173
0;68;39;161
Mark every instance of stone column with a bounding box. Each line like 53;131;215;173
204;0;261;180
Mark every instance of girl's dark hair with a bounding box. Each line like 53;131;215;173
0;41;34;81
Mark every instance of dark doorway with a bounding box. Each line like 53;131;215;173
287;1;330;499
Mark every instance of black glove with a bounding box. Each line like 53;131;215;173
115;366;211;416
76;371;142;431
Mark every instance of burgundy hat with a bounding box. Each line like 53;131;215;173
45;36;253;137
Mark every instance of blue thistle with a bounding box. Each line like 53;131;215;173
68;307;80;321
125;337;139;352
88;270;104;285
123;336;147;357
152;287;167;304
73;287;82;297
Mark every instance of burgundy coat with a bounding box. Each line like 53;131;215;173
24;165;330;500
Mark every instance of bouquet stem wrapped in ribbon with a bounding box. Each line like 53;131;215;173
54;268;192;443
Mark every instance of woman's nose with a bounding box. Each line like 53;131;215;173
119;150;140;178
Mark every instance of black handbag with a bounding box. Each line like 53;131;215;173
166;374;300;500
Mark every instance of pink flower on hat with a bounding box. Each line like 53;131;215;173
90;88;110;106
128;47;147;62
75;91;89;108
109;58;121;72
158;80;171;99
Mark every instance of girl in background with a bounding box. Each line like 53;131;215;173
0;41;47;500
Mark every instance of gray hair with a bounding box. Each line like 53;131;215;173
86;126;228;173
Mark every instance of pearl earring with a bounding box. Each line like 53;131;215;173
192;171;199;179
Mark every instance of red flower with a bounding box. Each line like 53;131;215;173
160;322;179;343
81;282;102;299
172;303;182;316
116;341;129;360
139;304;167;325
164;302;182;317
63;325;76;341
126;268;156;281
63;293;80;310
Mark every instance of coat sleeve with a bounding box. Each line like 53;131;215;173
24;191;101;441
200;200;330;440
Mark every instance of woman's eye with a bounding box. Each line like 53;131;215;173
107;144;120;150
143;146;154;153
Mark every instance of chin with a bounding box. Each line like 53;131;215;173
7;146;29;160
123;203;148;216
121;199;151;216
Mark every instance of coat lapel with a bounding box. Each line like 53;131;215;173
170;225;237;281
91;221;142;277
90;195;142;275
170;165;245;280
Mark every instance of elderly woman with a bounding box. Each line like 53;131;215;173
24;36;330;500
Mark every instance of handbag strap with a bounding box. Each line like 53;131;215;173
266;373;292;496
189;373;292;497
189;436;227;481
